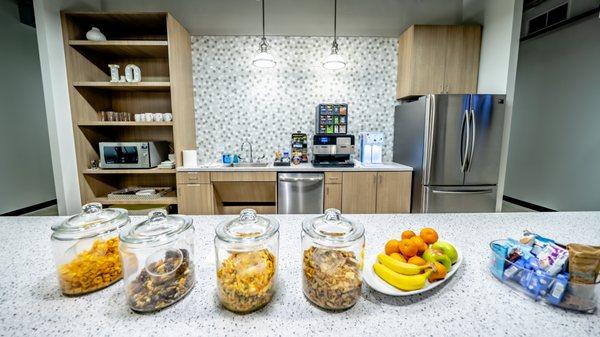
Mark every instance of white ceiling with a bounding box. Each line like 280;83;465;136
100;0;464;37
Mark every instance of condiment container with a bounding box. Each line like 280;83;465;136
119;210;195;312
215;209;279;313
50;202;129;295
302;208;365;310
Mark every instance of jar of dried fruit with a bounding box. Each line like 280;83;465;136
119;210;195;313
50;202;130;295
215;209;279;313
302;208;365;310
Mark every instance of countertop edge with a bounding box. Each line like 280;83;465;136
176;162;413;172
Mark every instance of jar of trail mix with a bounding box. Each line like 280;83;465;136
302;208;365;310
214;209;279;313
50;202;129;295
119;210;195;313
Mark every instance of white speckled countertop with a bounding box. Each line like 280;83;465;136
177;161;412;172
2;213;599;337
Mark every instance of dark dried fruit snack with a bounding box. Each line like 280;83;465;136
127;248;195;312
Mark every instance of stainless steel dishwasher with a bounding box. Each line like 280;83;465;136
277;173;324;214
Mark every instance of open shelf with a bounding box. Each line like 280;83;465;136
62;12;196;212
78;121;173;127
74;81;171;91
83;168;175;174
69;40;168;57
93;191;178;205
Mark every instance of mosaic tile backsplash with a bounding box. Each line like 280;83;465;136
191;36;398;163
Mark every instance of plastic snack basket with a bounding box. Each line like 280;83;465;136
489;239;599;313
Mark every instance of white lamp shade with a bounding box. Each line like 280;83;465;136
322;52;346;70
252;51;276;68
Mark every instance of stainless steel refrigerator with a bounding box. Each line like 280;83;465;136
393;94;506;213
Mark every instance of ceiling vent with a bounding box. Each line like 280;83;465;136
527;2;569;35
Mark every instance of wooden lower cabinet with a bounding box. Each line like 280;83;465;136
376;172;412;213
178;183;214;215
341;172;378;213
324;184;342;210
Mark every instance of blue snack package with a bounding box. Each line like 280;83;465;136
491;242;508;279
503;258;525;281
546;273;569;305
534;270;552;296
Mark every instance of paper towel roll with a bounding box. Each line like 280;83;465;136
182;150;198;168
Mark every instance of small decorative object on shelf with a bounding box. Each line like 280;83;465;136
124;64;142;83
108;64;120;82
163;113;173;121
89;159;99;170
85;27;106;41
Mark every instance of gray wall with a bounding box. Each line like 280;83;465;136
504;15;600;211
0;1;55;213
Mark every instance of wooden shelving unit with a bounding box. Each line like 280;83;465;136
77;121;173;127
83;168;176;174
73;81;171;91
93;191;178;205
61;12;196;210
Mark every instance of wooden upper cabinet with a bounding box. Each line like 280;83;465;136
376;172;412;213
396;25;481;100
443;25;482;94
341;172;377;214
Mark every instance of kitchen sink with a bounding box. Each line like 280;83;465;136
231;162;270;167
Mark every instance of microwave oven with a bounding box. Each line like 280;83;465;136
99;142;169;169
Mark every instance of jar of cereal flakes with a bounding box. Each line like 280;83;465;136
302;208;365;310
50;203;129;295
214;209;279;313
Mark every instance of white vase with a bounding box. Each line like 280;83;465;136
86;27;106;41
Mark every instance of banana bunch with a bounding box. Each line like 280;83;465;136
373;253;433;291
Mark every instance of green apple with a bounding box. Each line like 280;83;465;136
431;241;459;264
422;248;452;271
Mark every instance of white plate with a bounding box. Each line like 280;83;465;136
363;242;463;296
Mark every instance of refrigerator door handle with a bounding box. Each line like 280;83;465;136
431;188;493;195
460;109;470;172
467;108;476;171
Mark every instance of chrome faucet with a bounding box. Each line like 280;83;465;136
241;141;253;163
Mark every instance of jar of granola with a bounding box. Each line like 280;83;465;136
119;210;195;313
302;208;365;310
215;209;279;313
50;202;129;295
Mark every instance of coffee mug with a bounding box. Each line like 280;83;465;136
153;113;163;122
144;113;154;122
134;114;141;122
163;113;173;122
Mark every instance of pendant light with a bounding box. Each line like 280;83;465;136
322;0;346;70
252;0;276;68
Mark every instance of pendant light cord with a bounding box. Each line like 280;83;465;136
332;0;339;53
259;0;268;52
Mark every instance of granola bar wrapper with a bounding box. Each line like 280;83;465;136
567;243;600;284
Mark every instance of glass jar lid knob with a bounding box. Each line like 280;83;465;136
82;202;103;215
239;208;257;222
324;208;341;221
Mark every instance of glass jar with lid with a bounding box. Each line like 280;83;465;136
50;202;129;295
119;210;195;312
302;208;365;310
215;208;279;313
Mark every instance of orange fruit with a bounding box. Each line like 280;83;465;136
420;227;439;244
384;239;400;255
390;252;407;263
428;261;447;282
401;230;416;240
407;256;427;266
410;236;427;254
398;239;418;258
